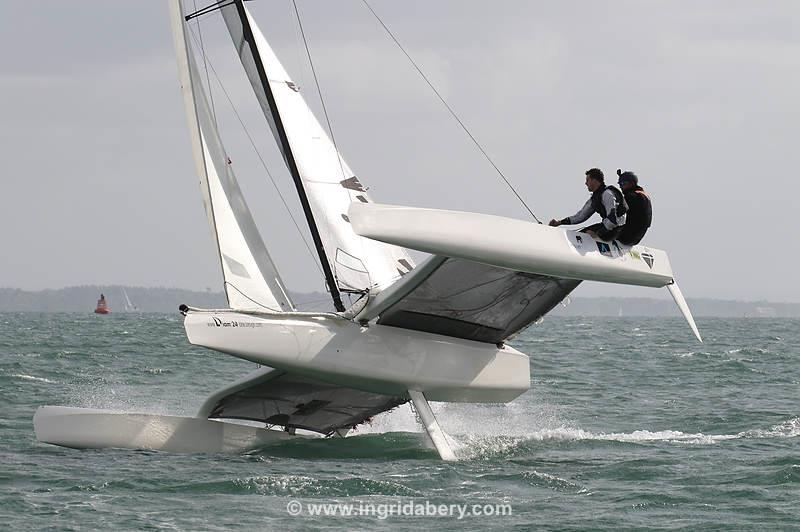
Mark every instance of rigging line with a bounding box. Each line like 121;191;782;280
292;0;374;283
291;0;349;184
192;0;218;126
224;282;283;312
232;0;344;312
296;296;339;304
185;0;235;21
187;27;325;277
360;0;542;224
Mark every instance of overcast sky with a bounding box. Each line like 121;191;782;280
2;1;798;303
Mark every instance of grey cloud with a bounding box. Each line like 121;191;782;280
2;1;798;302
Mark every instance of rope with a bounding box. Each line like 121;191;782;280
291;0;349;183
361;0;542;224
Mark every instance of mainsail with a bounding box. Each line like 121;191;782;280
170;0;293;312
219;1;415;307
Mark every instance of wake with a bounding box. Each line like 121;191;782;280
358;403;800;459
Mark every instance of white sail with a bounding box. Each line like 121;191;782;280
169;0;293;312
219;4;414;293
122;288;136;311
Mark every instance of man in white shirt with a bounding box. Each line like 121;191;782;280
549;168;627;241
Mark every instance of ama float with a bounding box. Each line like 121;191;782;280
34;0;701;461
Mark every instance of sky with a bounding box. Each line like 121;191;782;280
2;1;799;303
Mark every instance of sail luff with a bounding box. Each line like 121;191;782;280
230;0;345;312
169;0;293;312
169;0;225;289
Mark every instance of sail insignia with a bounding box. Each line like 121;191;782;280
340;176;366;192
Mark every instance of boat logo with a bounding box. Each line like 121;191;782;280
340;176;366;192
641;252;655;269
596;241;612;256
208;316;237;328
207;316;262;329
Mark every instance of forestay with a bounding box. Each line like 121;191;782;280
219;4;414;292
171;2;293;312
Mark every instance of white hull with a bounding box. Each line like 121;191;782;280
349;202;674;287
184;310;530;403
32;2;700;462
33;406;300;453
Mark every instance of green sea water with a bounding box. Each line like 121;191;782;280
1;312;798;530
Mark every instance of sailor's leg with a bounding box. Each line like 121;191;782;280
408;390;457;461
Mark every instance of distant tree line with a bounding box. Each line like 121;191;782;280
0;286;797;316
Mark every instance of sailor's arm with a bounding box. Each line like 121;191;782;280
597;189;624;237
550;198;594;226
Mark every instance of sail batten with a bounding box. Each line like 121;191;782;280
220;1;415;301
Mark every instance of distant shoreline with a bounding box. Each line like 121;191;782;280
1;286;798;317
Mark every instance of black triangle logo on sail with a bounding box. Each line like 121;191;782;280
641;252;654;269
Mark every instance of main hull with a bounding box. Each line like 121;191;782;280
183;310;530;403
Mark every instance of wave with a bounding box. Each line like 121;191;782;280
450;417;800;459
521;470;590;494
349;399;800;459
740;417;800;439
10;374;56;384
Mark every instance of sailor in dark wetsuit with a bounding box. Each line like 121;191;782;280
616;169;652;246
549;168;627;241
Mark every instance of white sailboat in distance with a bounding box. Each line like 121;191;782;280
121;287;137;312
34;0;701;460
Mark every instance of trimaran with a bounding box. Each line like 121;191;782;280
34;0;701;461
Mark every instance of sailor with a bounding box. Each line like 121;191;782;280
549;168;627;241
616;169;652;246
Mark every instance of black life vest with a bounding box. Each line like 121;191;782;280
590;185;628;220
624;187;652;229
618;186;652;245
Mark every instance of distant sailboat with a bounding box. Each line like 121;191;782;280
94;294;111;315
121;288;138;312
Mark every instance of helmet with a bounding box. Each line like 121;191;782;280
616;168;638;185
